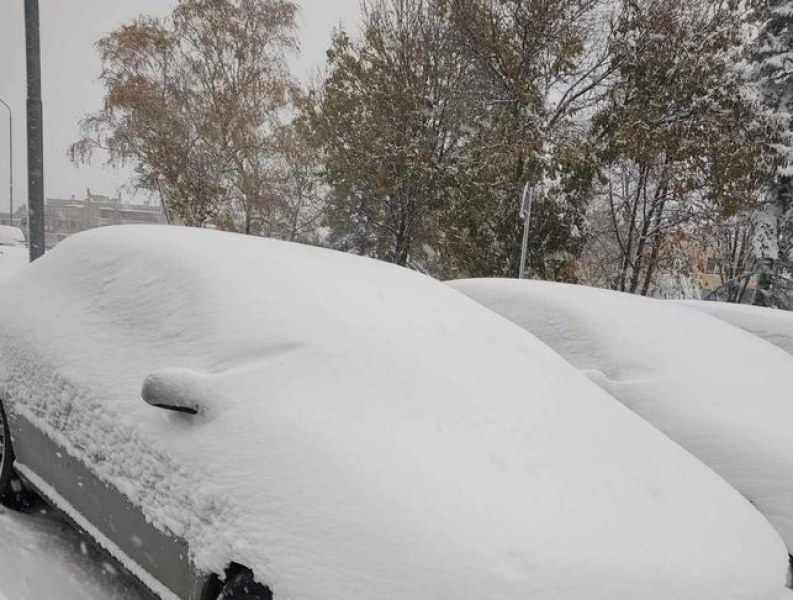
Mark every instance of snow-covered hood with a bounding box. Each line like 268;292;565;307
0;227;788;600
678;300;793;356
451;277;793;556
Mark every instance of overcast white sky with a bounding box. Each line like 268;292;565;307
0;0;360;212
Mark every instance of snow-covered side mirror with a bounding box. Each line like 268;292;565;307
142;369;206;415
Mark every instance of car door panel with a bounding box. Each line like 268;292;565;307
48;434;199;600
6;410;52;486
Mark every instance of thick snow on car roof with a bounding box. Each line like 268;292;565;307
451;278;793;555
0;227;788;600
679;300;793;356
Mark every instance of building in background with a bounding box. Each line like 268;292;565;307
43;189;165;248
0;206;29;229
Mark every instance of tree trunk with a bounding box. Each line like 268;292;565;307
754;176;792;306
639;188;667;296
754;259;774;307
395;208;410;266
617;166;646;292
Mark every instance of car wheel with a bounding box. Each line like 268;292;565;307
216;569;272;600
0;399;15;505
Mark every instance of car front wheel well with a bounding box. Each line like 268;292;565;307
203;563;273;600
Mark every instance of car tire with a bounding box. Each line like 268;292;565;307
216;569;272;600
0;399;15;505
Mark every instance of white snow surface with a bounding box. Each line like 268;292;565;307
0;244;28;282
0;225;26;247
679;300;793;356
0;226;789;600
0;505;152;600
450;278;793;555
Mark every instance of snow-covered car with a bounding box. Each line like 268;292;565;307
0;244;28;283
679;300;793;356
0;225;28;283
0;227;789;600
450;278;793;557
0;225;26;248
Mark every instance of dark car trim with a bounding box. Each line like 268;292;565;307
9;411;210;600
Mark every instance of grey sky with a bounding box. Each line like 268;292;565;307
0;0;360;212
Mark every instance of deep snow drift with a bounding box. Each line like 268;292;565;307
679;300;793;355
0;226;788;600
451;278;793;555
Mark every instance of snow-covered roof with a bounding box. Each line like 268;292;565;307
679;300;793;355
0;227;788;599
450;278;793;557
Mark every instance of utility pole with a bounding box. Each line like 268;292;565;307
518;181;534;279
0;98;11;228
25;0;45;261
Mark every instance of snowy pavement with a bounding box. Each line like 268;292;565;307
0;503;154;600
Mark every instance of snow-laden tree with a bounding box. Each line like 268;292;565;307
749;0;793;307
307;0;611;277
440;0;613;279
586;0;774;295
306;0;472;269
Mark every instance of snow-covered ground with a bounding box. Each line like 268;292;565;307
0;504;154;600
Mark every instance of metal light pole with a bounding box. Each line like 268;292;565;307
0;98;11;227
25;0;45;261
518;181;534;279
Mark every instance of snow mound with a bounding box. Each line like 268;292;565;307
0;226;788;600
450;278;793;555
0;225;25;247
679;300;793;356
0;245;28;283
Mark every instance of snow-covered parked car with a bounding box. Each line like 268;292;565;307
0;225;28;283
0;225;26;248
0;227;789;600
679;300;793;356
450;278;793;557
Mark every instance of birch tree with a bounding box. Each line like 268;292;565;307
589;0;772;295
71;0;298;231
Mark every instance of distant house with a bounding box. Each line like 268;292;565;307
679;232;758;304
44;190;166;248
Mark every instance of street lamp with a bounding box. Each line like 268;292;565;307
518;181;534;279
25;0;45;261
0;98;12;227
